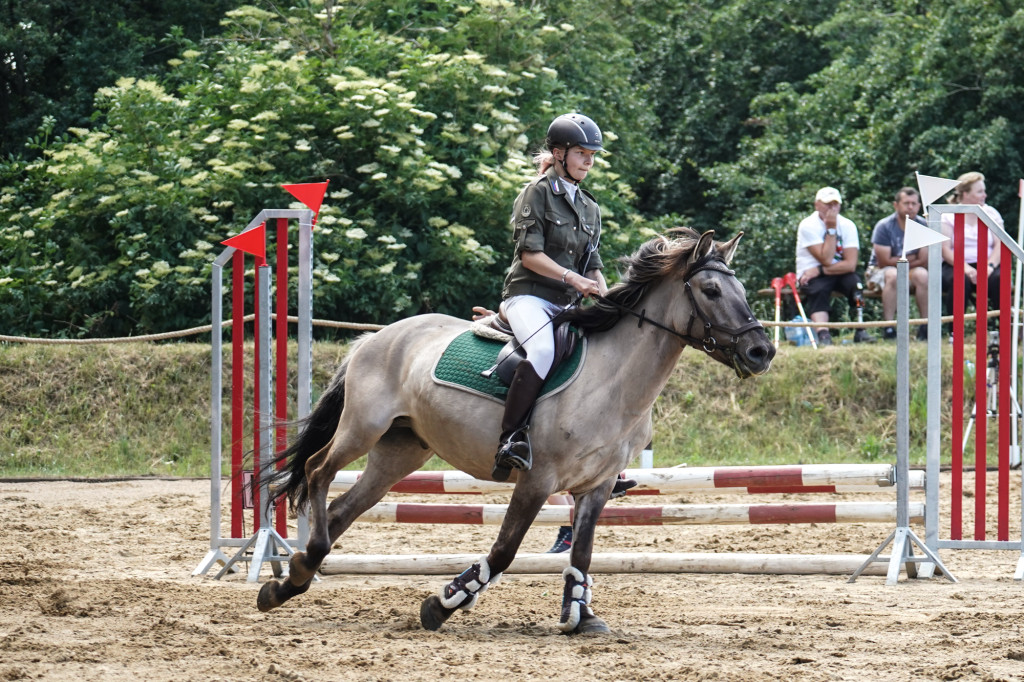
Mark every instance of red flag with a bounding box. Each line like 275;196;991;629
221;222;266;261
281;181;329;221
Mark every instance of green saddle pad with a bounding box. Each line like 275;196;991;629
432;329;586;403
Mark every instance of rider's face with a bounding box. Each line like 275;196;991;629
558;146;596;180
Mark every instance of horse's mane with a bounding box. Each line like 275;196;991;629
562;227;718;334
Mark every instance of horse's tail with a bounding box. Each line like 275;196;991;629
269;337;363;511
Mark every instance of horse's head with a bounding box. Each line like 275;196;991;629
675;229;775;377
564;228;775;377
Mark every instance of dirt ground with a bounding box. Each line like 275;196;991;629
0;475;1022;682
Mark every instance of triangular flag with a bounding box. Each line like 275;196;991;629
916;172;959;208
281;181;329;219
903;219;949;258
221;222;266;260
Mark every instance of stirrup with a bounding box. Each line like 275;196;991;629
492;432;532;481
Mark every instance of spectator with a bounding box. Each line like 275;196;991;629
866;187;930;341
795;186;873;345
940;172;1003;326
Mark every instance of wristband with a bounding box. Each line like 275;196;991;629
561;269;571;284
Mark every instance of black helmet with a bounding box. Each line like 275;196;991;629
546;113;603;152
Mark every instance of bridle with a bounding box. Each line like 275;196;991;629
593;258;765;370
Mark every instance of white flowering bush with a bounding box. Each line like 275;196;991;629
0;1;652;336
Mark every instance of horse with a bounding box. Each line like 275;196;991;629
257;228;775;634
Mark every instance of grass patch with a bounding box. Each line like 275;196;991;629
0;338;996;478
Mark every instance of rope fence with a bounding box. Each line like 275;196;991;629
0;310;1002;345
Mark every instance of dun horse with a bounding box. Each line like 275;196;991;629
258;229;775;634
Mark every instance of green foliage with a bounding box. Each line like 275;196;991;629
0;0;652;336
3;0;1024;336
633;0;838;228
706;0;1024;291
0;0;239;158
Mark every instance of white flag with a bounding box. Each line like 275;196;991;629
903;219;949;258
916;172;959;208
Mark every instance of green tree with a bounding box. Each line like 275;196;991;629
0;0;238;158
705;0;1024;292
632;0;838;228
0;1;654;336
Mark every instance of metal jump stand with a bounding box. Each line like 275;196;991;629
849;259;957;585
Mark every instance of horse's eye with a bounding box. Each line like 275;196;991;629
702;283;721;298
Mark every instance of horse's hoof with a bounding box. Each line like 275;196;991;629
257;577;311;612
257;580;283;612
571;614;610;635
420;595;457;631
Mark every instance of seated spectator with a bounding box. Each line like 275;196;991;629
866;187;930;341
795;186;873;345
940;172;1003;326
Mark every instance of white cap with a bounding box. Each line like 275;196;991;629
815;186;842;204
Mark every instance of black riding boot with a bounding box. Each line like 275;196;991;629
492;361;546;481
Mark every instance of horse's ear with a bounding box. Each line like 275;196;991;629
689;230;716;265
716;232;743;265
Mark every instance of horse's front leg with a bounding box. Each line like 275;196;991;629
559;477;615;635
420;479;551;631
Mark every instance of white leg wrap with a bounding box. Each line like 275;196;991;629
438;557;503;611
557;565;595;633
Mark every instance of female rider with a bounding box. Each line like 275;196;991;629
491;113;608;481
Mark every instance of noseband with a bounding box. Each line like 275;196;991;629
596;259;765;366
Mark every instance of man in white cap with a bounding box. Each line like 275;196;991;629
795;186;873;345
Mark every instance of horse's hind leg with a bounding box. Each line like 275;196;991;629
258;428;430;612
420;478;550;631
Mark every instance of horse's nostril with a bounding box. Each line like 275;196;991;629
746;343;775;365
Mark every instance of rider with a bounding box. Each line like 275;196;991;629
491;113;608;481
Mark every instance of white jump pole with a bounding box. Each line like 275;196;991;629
319;552;889;576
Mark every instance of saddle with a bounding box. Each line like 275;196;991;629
476;304;579;386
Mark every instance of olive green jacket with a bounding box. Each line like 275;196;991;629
501;167;603;305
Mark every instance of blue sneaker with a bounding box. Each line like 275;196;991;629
547;526;572;553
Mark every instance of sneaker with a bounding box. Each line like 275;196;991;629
853;329;875;344
817;330;833;346
883;326;897;340
546;525;572;553
916;325;928;341
611;475;638;499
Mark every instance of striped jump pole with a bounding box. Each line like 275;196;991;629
329;464;924;496
319;552;889;576
353;501;923;526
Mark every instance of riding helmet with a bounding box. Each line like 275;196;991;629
546;113;603;152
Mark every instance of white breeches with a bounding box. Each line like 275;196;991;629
502;295;565;379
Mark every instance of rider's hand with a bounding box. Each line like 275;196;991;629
471;306;496;321
566;271;601;298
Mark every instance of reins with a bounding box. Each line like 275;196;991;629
592;259;765;362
